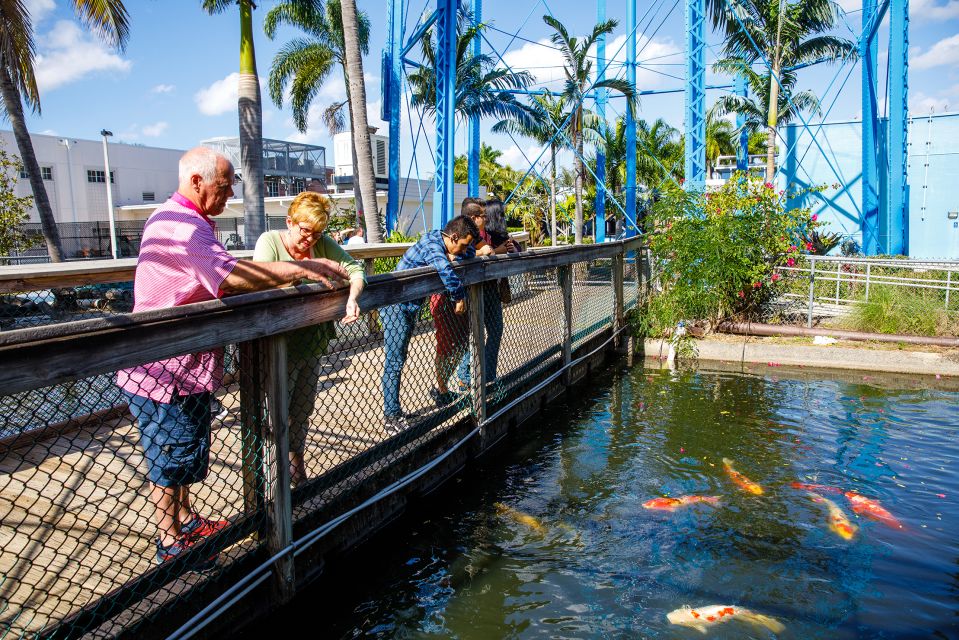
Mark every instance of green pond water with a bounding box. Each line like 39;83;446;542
244;362;959;639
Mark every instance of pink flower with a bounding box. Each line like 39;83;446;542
764;182;773;189
753;281;762;288
788;245;798;253
771;273;782;282
811;214;818;222
787;257;796;267
737;290;745;298
805;241;814;251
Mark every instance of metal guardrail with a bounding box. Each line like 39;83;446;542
0;237;641;639
774;255;959;327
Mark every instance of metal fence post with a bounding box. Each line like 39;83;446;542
946;270;952;309
612;253;625;353
835;260;842;304
865;262;871;301
807;257;816;328
559;265;573;383
467;283;487;432
262;334;294;603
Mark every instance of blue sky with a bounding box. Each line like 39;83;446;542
16;0;959;174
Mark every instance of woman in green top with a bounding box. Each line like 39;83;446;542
253;191;366;486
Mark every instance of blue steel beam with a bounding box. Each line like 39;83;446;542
861;0;880;254
594;0;607;243
887;0;908;254
468;0;481;197
734;74;748;170
433;0;457;230
625;0;637;237
385;0;406;234
684;0;706;189
401;10;438;58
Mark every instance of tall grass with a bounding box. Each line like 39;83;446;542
844;284;959;336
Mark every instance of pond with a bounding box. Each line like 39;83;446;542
244;362;959;639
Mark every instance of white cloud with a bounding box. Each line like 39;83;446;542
500;143;545;170
151;84;175;94
195;73;240;116
34;21;131;92
39;128;58;136
909;93;951;113
911;0;959;19
142;121;169;137
26;0;56;23
911;33;959;70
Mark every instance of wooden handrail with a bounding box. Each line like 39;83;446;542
0;232;531;294
0;238;640;396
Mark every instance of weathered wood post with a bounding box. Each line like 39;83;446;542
612;252;625;353
364;258;380;338
467;283;487;436
559;264;573;384
261;334;294;603
238;340;265;516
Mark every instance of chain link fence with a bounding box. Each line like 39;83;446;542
0;239;642;638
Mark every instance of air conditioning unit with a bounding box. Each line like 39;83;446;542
333;131;389;181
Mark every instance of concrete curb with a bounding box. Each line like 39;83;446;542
643;337;959;377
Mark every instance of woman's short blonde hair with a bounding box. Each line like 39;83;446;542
288;191;333;231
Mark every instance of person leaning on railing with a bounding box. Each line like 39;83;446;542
252;191;366;487
380;215;481;433
116;147;349;567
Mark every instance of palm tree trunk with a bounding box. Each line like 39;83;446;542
550;146;557;245
574;126;584;245
239;0;265;247
341;74;365;221
0;68;64;262
340;0;383;243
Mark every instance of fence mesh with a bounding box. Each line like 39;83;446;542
0;243;637;638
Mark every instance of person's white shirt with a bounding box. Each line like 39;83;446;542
346;233;366;245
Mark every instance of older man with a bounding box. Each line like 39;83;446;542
118;147;348;565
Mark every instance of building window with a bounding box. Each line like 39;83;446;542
142;191;155;202
19;169;28;179
87;170;115;184
41;167;53;180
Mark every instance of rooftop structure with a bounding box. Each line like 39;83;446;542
201;137;330;197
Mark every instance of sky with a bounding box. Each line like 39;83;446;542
13;0;959;177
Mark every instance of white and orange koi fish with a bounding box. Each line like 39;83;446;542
642;495;721;511
666;604;785;634
807;492;858;540
844;491;903;529
722;458;764;495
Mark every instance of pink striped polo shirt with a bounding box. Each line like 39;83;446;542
117;193;238;402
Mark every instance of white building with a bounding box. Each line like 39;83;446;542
1;130;181;226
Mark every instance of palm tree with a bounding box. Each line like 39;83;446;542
202;0;267;246
264;0;371;225
340;0;383;241
0;1;129;262
710;58;822;178
543;15;635;244
590;117;628;234
635;118;680;190
407;6;536;127
707;0;855;180
492;90;569;243
705;111;737;178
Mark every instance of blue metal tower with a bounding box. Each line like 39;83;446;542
384;0;406;234
860;0;880;255
625;0;637;236
468;0;482;198
887;0;909;254
734;75;748;171
684;0;706;189
594;0;608;243
433;0;458;230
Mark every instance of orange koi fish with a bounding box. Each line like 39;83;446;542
722;458;764;495
494;502;546;533
844;491;902;529
667;604;785;634
790;481;843;494
807;492;858;540
643;495;721;511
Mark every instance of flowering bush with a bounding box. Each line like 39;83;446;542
641;172;827;335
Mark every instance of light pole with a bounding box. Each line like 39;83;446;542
100;129;118;259
57;139;78;226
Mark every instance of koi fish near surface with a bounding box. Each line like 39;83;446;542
494;502;545;533
722;458;764;495
844;491;903;529
666;604;786;634
643;495;721;511
807;492;858;540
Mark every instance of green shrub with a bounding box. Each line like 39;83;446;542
844;285;959;337
641;173;827;336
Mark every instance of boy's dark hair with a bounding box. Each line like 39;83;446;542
444;215;480;240
460;197;485;218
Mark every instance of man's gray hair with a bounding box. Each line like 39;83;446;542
178;146;222;182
